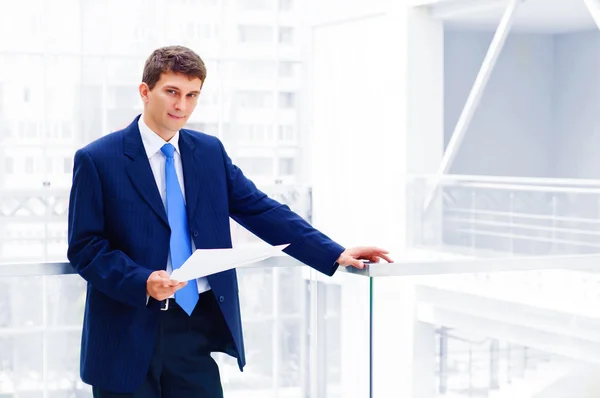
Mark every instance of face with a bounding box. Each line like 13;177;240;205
139;70;203;140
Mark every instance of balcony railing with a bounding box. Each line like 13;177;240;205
410;174;600;256
5;176;600;397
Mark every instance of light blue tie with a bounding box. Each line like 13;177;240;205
161;143;198;315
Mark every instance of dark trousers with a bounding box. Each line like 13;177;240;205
93;291;234;398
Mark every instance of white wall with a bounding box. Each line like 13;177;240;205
444;28;600;179
534;367;600;398
444;30;555;177
553;30;600;179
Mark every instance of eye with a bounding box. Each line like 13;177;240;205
167;89;177;95
188;93;197;98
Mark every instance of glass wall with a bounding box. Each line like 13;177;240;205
0;0;336;397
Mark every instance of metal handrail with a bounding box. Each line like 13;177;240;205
411;174;600;187
5;252;600;278
451;228;600;249
0;262;76;277
444;181;600;194
446;217;600;237
0;256;302;278
446;208;600;225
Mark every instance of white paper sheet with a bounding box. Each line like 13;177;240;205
170;243;290;282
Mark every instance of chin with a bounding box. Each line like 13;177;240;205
165;119;186;132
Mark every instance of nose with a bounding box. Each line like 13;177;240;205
174;97;186;113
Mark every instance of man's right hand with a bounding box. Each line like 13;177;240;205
146;270;188;301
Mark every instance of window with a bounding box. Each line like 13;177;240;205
186;123;218;135
239;0;272;10
62;122;72;139
221;123;233;141
4;157;14;174
180;0;219;5
110;86;139;109
278;157;295;176
63;157;72;174
235;91;273;109
278;0;292;11
236;61;276;79
236;157;273;176
278;125;295;142
0;120;12;138
184;23;219;40
20;121;38;138
237;124;274;142
278;62;295;78
25;157;34;174
238;25;272;43
278;27;293;44
279;92;296;109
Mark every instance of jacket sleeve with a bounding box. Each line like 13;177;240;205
67;148;153;307
218;140;345;276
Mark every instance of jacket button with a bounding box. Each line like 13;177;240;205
219;296;225;303
193;231;198;237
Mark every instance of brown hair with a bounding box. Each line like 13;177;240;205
142;45;207;90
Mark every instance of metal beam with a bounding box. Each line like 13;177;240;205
427;0;509;19
424;0;521;211
583;0;600;30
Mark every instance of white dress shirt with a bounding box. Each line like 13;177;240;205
138;116;211;295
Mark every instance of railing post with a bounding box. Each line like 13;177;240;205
509;192;515;255
438;327;448;394
490;339;500;390
551;194;558;254
470;190;477;253
468;345;473;398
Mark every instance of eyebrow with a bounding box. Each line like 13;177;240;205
164;85;201;94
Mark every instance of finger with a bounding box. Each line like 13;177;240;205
379;253;393;263
358;246;387;253
174;281;188;291
365;249;393;263
167;279;180;287
157;270;170;278
351;260;365;269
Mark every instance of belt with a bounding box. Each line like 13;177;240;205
160;290;213;311
160;297;178;311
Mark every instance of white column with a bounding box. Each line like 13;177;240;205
309;4;405;252
309;1;444;397
368;3;443;398
372;277;437;398
405;4;445;248
309;1;406;397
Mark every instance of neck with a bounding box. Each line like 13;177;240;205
143;113;176;142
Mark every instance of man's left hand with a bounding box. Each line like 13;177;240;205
336;246;393;269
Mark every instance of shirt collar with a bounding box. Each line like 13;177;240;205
138;115;181;159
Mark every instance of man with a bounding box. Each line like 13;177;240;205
67;45;392;397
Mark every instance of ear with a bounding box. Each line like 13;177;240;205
139;82;150;103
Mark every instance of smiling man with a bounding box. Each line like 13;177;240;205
67;45;392;398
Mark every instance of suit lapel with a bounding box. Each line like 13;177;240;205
179;130;203;223
123;117;169;227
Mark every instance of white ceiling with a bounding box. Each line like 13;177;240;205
426;0;598;33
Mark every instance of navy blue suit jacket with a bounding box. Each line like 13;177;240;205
67;115;345;393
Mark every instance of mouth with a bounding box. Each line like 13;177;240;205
168;113;185;120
